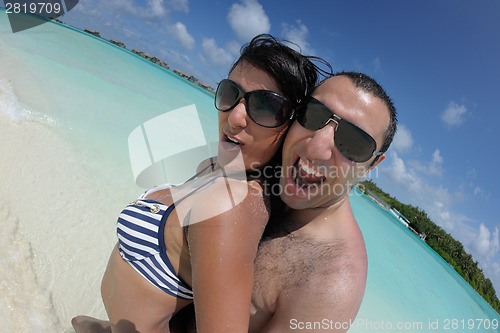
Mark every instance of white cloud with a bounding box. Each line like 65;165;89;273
392;124;413;152
381;152;454;229
200;38;234;67
472;186;491;200
281;20;314;54
148;0;167;17
71;0;99;14
430;149;444;174
69;0;195;61
385;152;417;185
466;224;500;294
474;224;500;259
409;149;444;176
105;0;168;20
108;0;135;14
168;22;195;50
441;101;468;127
227;0;271;41
165;0;189;13
227;40;243;57
78;0;171;24
121;26;141;40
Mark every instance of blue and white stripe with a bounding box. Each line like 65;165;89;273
117;199;194;300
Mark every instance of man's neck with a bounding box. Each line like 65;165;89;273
283;194;351;234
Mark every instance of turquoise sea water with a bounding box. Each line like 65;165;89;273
350;190;500;332
1;11;498;332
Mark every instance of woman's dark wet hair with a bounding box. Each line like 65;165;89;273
230;34;332;110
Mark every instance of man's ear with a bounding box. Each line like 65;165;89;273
368;152;386;170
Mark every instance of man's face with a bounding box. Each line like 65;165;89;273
279;76;390;210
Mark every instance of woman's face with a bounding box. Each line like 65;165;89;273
217;61;289;171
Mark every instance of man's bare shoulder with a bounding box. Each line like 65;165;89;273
252;216;367;331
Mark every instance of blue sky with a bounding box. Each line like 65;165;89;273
10;0;500;295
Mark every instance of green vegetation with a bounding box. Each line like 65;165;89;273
359;179;500;314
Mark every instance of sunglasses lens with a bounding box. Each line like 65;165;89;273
335;119;377;162
297;98;377;163
247;91;289;127
216;79;290;128
297;100;333;131
215;79;240;112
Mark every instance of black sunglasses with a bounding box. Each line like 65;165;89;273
296;97;381;163
215;79;293;128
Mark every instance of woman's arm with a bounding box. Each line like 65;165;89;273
187;180;268;333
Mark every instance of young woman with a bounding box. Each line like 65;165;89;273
72;34;326;333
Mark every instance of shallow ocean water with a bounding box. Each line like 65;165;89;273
1;11;498;332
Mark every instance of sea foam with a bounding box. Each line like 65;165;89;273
0;78;64;127
0;79;24;123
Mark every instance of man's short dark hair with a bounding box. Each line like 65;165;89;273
334;71;397;153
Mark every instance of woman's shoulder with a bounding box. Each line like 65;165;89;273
187;177;269;226
200;177;266;208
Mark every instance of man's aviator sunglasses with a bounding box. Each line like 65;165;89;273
296;97;382;163
215;79;293;128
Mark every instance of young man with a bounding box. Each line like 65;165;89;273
248;72;397;332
